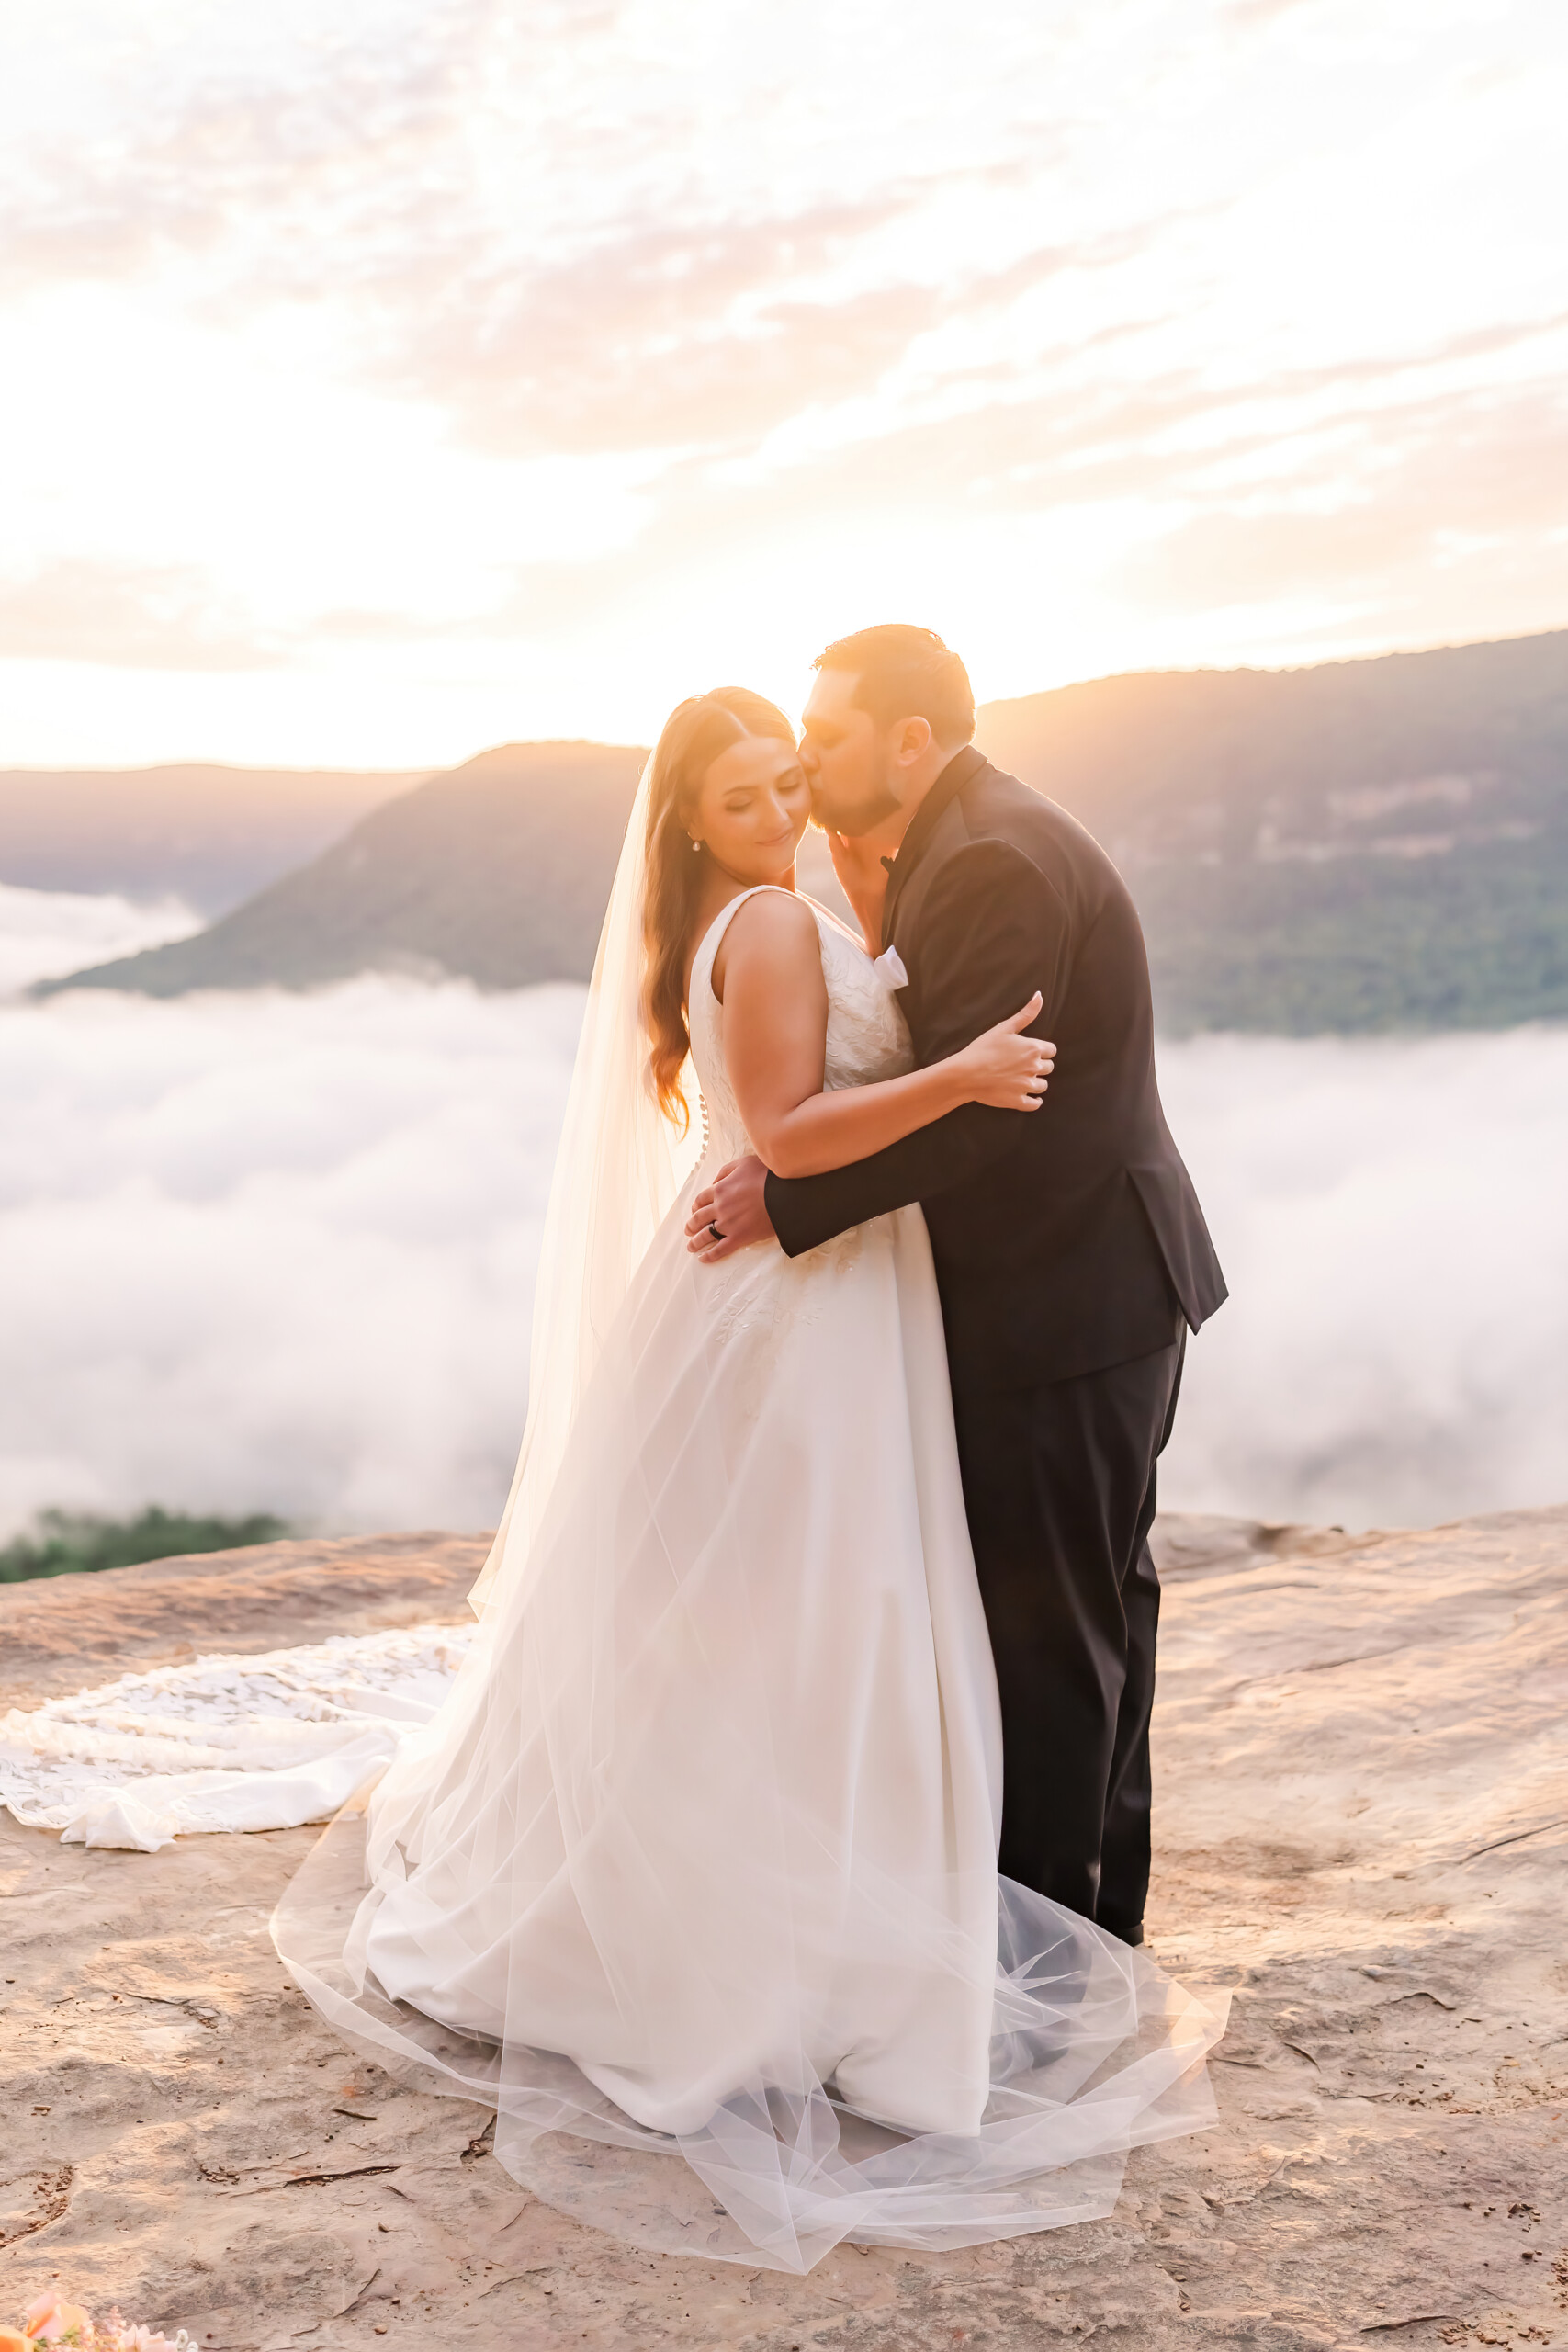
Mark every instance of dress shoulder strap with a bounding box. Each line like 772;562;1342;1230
689;884;803;999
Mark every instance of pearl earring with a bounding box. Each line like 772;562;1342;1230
691;838;702;854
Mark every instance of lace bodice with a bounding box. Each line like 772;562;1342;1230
687;888;912;1165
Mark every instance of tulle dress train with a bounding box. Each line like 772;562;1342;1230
272;882;1227;2274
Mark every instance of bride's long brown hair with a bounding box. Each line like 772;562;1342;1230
640;686;797;1129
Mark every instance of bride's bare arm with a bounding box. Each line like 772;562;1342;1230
714;893;1052;1182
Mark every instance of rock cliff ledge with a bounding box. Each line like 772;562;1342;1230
3;1507;1566;2346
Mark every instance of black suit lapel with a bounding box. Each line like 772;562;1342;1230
881;746;985;946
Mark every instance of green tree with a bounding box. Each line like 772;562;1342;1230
0;1505;292;1584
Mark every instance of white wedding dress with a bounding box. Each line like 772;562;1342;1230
0;758;1225;2268
268;879;1228;2270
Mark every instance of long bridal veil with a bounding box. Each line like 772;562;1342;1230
271;756;1228;2275
467;752;699;1617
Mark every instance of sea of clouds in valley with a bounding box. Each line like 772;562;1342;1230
2;887;1563;1544
0;880;205;996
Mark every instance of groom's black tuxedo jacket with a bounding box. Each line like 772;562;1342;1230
765;746;1227;1388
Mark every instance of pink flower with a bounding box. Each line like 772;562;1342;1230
21;2296;93;2346
13;2294;189;2352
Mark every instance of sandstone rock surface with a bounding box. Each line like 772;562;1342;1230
4;1507;1566;2349
0;1533;490;1713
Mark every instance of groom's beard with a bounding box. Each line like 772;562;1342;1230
810;780;902;839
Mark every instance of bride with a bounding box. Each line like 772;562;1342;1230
273;686;1226;2274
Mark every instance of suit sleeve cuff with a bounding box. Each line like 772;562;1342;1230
763;1167;818;1259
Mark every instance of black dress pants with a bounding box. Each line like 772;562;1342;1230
949;1321;1186;1945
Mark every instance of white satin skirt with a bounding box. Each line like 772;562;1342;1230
273;1188;1226;2273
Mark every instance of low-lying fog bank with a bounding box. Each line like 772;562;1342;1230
0;879;204;996
1;909;1562;1539
1157;1023;1568;1525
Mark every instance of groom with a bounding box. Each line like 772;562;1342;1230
687;623;1226;1947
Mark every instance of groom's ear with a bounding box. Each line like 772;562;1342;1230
892;715;933;765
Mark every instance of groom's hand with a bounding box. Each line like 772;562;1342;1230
685;1156;775;1261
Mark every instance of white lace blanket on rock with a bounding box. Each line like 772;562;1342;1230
0;1623;472;1851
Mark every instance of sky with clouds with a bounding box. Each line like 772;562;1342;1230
2;0;1564;763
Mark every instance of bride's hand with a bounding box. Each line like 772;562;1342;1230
825;826;892;952
953;994;1055;1111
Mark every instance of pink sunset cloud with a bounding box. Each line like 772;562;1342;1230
0;0;1562;760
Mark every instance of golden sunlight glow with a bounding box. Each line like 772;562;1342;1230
1;0;1564;762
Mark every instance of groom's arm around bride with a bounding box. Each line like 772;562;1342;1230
692;624;1227;1948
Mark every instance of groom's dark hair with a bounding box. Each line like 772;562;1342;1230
813;624;976;750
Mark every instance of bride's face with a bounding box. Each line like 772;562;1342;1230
693;735;810;884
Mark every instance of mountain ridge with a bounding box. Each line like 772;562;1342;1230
0;762;424;914
39;741;648;998
31;628;1568;1030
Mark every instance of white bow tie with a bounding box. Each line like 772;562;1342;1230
873;944;909;991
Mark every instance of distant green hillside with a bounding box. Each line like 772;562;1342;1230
45;741;647;996
975;628;1568;1032
39;630;1568;1030
0;762;421;914
1133;844;1565;1033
